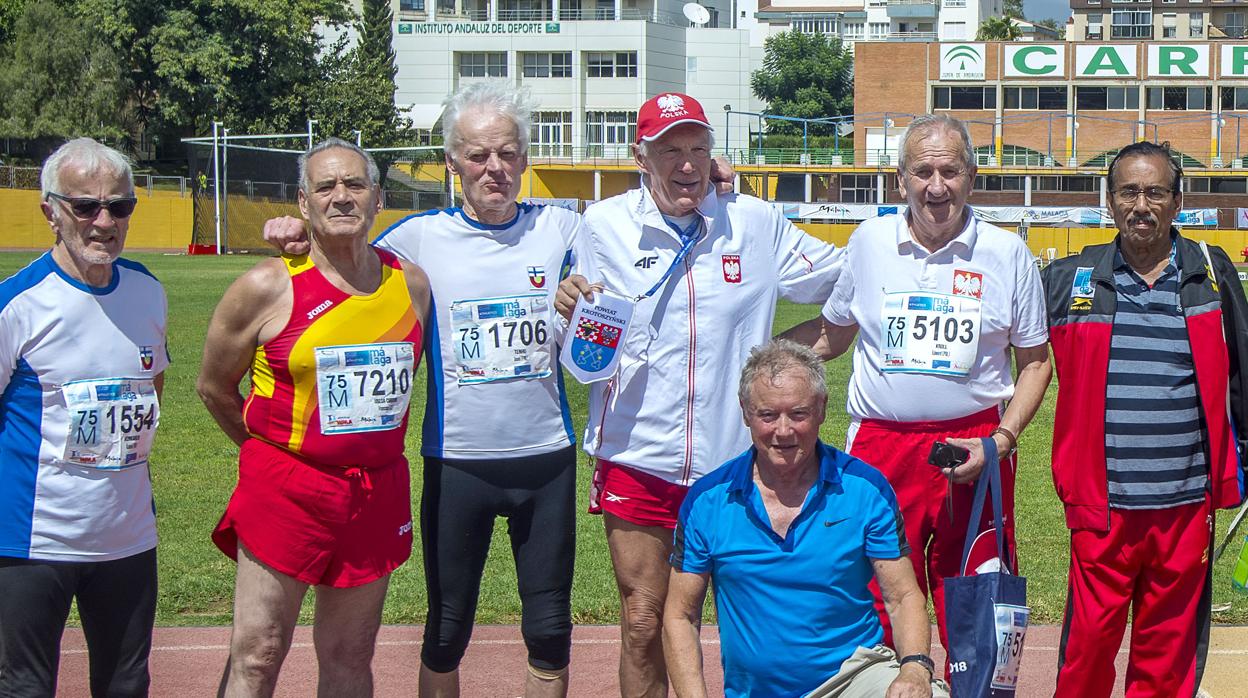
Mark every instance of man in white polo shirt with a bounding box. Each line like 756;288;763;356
815;114;1051;666
557;92;842;696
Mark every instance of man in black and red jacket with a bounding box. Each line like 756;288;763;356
1041;140;1248;698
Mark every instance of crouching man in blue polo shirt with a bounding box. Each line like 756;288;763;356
663;340;950;698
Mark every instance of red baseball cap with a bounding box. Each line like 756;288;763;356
636;93;712;144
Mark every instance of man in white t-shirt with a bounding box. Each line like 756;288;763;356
556;92;843;696
814;114;1051;666
0;139;168;696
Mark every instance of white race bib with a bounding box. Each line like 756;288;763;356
880;291;982;376
992;603;1030;690
62;378;160;470
450;293;552;385
315;342;416;435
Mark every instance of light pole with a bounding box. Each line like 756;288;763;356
723;104;731;156
307;119;318;148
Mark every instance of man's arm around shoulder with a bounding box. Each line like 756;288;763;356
197;259;291;446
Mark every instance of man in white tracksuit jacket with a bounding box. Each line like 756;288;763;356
557;92;843;697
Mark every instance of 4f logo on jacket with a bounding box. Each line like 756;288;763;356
635;256;659;269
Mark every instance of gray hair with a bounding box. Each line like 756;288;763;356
897;114;975;174
298;138;381;193
636;129;716;159
40;138;133;198
442;80;534;156
738;340;828;407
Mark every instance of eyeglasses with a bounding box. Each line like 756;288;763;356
45;192;138;219
1111;187;1174;204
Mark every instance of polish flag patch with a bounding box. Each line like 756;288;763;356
953;269;983;299
722;255;742;283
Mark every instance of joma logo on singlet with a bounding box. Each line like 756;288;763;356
307;300;334;320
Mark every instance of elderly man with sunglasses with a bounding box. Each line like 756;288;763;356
1041;141;1248;697
0;138;167;697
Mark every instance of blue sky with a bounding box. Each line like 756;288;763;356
1026;0;1072;22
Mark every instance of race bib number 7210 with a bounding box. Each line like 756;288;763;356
315;342;416;435
880;291;982;376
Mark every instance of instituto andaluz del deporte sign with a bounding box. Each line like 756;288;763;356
397;22;561;35
997;43;1248;79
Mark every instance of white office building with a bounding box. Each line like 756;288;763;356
381;0;999;158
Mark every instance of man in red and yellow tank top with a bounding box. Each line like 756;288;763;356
198;138;430;696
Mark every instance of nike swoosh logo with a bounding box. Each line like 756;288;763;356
824;518;850;527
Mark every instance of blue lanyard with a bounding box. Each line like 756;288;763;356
637;218;704;301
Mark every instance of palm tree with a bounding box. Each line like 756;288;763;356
976;16;1024;41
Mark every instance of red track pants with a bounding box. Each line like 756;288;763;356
1055;500;1213;698
848;406;1017;661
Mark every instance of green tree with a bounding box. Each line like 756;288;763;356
750;30;853;136
1035;17;1065;39
0;2;132;140
75;0;352;140
310;0;411;187
1003;0;1024;19
976;15;1023;40
0;0;27;45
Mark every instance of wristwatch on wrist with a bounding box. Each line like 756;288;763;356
899;653;935;677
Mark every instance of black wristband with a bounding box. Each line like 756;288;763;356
899;653;935;677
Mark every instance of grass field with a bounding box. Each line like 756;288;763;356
1;250;1245;626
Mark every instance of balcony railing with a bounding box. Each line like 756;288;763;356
444;7;687;26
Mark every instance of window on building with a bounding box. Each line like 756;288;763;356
944;21;967;39
1183;177;1210;193
844;22;864;40
399;0;425;11
522;52;573;78
869;22;890;39
945;0;967;6
458;52;507;77
1087;13;1104;38
1211;178;1247;194
867;0;887;6
585;111;637;152
1004;86;1067;110
529;111;573;157
586;52;637;78
1162;13;1177;37
841;174;877;203
1111;10;1152;38
1147;86;1212;110
1191;12;1204;36
1226;12;1246;38
933;86;996;110
1221;86;1248;110
974;175;1025;191
793;17;839;35
1076;86;1139;110
1031;175;1097;192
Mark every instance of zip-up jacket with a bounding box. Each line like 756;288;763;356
1041;231;1248;531
580;185;842;486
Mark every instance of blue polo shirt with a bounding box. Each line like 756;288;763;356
671;442;909;698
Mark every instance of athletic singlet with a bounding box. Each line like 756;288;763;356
243;249;423;468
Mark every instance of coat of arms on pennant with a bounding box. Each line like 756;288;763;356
571;319;622;372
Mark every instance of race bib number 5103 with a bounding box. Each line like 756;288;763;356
881;291;982;376
62;378;160;470
315;342;416;435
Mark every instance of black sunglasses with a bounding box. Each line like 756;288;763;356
45;192;138;219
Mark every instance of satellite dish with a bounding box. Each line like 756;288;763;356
683;2;711;25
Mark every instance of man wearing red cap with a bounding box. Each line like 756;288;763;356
557;92;843;696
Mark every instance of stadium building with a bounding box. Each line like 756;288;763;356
851;40;1248;226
